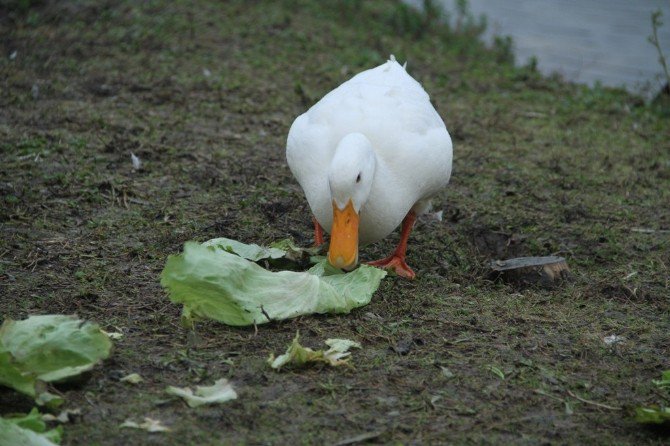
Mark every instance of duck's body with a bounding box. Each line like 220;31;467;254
286;57;453;278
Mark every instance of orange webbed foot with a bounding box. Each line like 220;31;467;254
367;255;416;280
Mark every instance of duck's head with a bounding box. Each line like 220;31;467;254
327;133;376;270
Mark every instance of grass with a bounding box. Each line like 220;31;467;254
1;0;669;444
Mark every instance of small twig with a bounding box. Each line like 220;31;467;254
335;430;384;446
567;390;621;411
623;271;638;281
632;227;670;234
534;388;565;403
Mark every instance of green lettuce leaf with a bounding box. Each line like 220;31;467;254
634;370;670;425
120;417;171;432
635;406;670;425
166;378;237;407
268;238;322;261
203;238;285;261
652;370;670;389
0;315;112;400
268;332;361;369
0;408;62;446
0;350;35;397
161;241;386;327
203;237;321;263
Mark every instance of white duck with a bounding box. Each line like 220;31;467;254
286;56;452;279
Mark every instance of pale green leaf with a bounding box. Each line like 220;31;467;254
41;409;80;424
440;367;454;379
166;378;237;408
635;370;670;425
652;370;670;389
0;350;36;396
161;241;386;327
268;333;322;369
120;373;143;384
0;408;62;446
635;406;670;425
268;333;361;370
120;418;170;432
0;315;112;400
203;237;285;261
487;365;505;380
269;238;321;261
100;330;123;340
324;339;362;352
33;392;64;409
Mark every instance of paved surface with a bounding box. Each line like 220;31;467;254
407;0;670;97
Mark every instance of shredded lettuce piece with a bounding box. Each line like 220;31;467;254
166;379;237;407
268;332;361;369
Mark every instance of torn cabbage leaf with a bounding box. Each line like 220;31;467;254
203;238;285;262
635;406;670;425
166;378;237;407
635;370;670;425
268;332;361;369
268;238;321;261
120;373;143;384
204;237;321;263
161;240;386;327
0;315;112;400
120;418;170;432
0;408;62;446
653;370;670;389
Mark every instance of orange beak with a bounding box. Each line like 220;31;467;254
327;199;359;270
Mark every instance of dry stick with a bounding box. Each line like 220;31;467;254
632;227;670;234
567;390;621;411
533;388;565;403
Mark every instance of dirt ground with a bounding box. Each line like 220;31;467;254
1;1;669;444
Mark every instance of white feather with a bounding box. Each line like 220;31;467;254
131;152;141;171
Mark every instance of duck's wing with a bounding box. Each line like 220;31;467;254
307;58;438;132
286;114;335;230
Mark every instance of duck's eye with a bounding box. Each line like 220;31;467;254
356;173;361;183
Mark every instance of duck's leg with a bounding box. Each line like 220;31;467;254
312;216;325;247
368;211;417;279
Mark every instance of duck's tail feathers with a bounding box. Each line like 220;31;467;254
387;54;408;71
